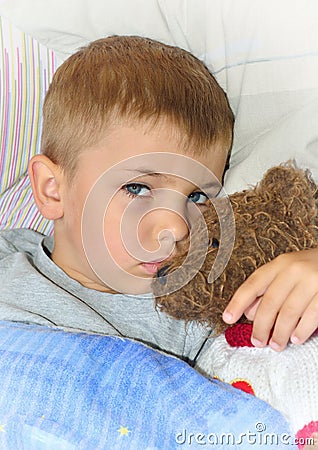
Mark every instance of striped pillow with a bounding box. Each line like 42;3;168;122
0;16;59;234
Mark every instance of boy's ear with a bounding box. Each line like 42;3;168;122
28;155;64;220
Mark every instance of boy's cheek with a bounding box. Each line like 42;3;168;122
104;234;124;264
103;218;135;268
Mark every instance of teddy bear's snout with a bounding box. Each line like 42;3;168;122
156;265;171;285
210;237;219;248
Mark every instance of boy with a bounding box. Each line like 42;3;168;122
0;36;316;362
0;36;233;363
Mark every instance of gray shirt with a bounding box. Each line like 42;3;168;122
0;228;213;363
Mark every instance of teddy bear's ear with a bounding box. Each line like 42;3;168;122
256;163;318;221
258;163;316;198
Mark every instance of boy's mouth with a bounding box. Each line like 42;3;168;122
141;259;169;275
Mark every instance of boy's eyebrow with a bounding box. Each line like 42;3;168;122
123;169;173;183
123;168;220;191
201;181;221;190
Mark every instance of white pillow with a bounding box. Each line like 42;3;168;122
0;0;179;60
1;0;318;193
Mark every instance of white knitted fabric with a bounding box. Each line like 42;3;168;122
196;330;318;437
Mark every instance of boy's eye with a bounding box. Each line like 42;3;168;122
188;191;209;205
124;183;151;198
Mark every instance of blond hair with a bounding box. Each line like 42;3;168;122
41;35;234;176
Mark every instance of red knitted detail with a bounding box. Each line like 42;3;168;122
224;323;254;347
231;379;255;395
296;421;318;449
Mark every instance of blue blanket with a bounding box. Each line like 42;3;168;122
0;321;295;449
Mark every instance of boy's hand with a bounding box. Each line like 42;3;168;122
222;249;318;351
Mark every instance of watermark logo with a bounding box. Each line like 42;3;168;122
81;152;235;295
175;423;316;447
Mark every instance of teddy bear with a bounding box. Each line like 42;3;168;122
152;163;318;449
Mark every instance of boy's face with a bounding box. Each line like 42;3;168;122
53;120;228;295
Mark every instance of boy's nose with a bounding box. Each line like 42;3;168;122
153;209;189;246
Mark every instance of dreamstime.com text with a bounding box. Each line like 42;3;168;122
175;423;316;447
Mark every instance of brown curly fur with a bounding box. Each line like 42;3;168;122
152;164;318;334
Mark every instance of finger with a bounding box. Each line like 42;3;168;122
267;300;302;351
290;294;318;345
242;297;262;321
250;272;295;348
304;433;318;450
268;282;318;351
223;263;276;324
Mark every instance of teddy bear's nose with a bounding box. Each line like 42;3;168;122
156;265;170;285
211;237;219;248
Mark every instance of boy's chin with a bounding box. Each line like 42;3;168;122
97;270;154;296
117;278;154;296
